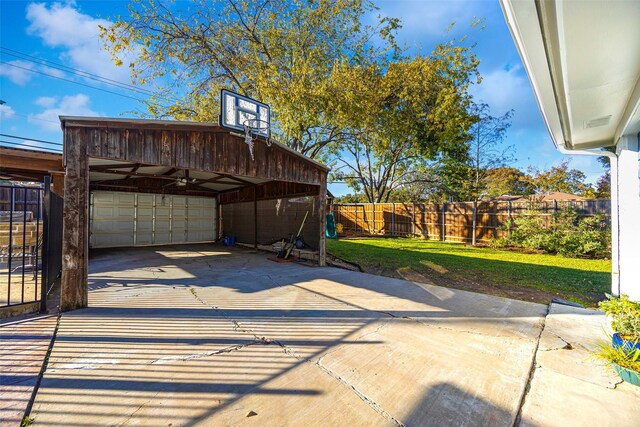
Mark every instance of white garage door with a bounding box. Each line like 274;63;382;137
90;191;217;248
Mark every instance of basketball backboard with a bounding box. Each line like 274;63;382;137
219;89;270;138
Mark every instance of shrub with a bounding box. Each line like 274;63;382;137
495;207;610;258
599;294;640;340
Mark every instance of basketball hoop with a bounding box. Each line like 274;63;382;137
242;118;272;160
218;89;272;161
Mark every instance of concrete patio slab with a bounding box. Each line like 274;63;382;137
22;245;639;426
0;314;57;426
519;303;640;427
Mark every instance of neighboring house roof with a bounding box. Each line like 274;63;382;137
484;195;523;202
533;192;586;202
486;192;586;202
500;0;640;150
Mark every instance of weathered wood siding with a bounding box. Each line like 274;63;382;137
65;121;325;186
61;127;89;311
219;181;320;205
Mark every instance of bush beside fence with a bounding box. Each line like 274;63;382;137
332;199;611;244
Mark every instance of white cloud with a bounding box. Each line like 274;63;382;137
29;93;100;131
40;64;66;79
26;2;136;83
471;64;542;128
376;0;475;38
0;60;35;85
35;96;58;108
0;104;17;120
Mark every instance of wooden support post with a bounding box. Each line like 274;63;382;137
318;174;327;266
253;185;258;249
217;196;223;240
60;127;89;311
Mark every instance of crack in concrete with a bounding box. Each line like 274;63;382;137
188;287;403;426
116;389;162;427
272;338;404;426
538;332;576;352
150;340;271;364
513;304;550;427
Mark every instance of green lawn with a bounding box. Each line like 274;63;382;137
326;238;611;306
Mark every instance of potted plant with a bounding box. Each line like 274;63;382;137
592;339;640;387
598;294;640;351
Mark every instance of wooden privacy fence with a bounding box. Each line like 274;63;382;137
332;199;611;244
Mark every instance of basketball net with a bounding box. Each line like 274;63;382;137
243;119;272;161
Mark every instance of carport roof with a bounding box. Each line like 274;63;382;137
60;116;328;171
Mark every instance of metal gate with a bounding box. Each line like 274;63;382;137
41;177;63;311
0;178;63;312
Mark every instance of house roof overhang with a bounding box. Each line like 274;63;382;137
500;0;640;151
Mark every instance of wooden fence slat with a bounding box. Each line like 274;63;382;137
332;199;611;243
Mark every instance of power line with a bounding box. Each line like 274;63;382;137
0;133;61;146
1;47;161;99
1;61;151;103
0;47;180;105
0;140;61;152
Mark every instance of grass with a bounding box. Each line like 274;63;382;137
326;237;611;306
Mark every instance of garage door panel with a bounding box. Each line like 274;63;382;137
90;191;216;248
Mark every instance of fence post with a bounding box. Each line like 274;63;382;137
391;203;395;237
507;200;512;238
355;205;358;233
412;203;416;237
471;200;477;246
441;203;446;242
371;203;375;234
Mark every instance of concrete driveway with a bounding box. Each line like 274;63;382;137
26;245;637;426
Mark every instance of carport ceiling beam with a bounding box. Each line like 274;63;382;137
90;163;139;171
93;169;184;181
204;173;255;185
123;164;142;180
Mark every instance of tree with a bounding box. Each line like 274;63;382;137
101;0;401;158
465;103;513;245
595;171;611;198
467;104;514;201
484;167;534;197
329;39;480;203
527;160;590;196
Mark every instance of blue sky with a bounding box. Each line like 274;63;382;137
0;0;605;195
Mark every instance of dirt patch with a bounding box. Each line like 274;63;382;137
356;264;580;306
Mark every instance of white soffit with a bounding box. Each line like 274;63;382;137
500;0;640;150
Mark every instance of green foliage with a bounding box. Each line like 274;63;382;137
595;171;611;198
497;207;610;258
334;193;368;203
591;339;640;374
102;0;402;158
484;167;534;197
527;160;591;196
329;36;480;203
599;295;640;340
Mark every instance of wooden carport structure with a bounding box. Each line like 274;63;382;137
0;147;64;194
60;117;328;311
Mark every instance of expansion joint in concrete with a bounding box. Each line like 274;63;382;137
513;304;550;427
